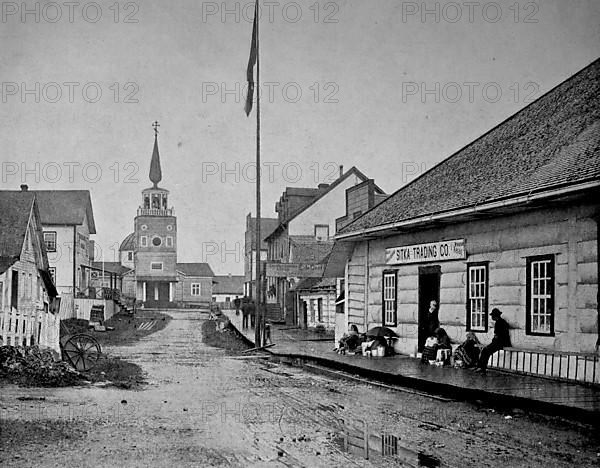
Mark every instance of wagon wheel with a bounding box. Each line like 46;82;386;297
62;334;101;371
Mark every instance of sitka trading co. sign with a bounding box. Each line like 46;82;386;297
386;239;466;265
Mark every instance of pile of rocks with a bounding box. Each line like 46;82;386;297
0;345;84;387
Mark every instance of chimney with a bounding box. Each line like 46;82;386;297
20;184;28;191
339;165;344;178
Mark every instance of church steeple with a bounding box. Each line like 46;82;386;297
149;121;162;188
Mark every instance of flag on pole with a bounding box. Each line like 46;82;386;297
244;0;258;116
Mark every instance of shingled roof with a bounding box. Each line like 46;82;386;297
91;262;132;276
339;59;600;237
212;275;244;294
0;191;36;272
289;237;334;264
33;190;96;234
176;263;215;277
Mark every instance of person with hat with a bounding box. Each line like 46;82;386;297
474;308;511;373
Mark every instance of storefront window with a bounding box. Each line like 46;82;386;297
382;271;397;326
526;255;554;336
466;263;488;332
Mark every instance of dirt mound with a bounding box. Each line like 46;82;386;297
0;345;85;387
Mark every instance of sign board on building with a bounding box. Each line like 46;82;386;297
385;239;466;265
266;262;325;278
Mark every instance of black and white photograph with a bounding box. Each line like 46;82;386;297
0;1;599;466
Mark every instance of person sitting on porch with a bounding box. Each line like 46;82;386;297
454;332;481;368
435;328;452;350
337;325;361;354
474;308;511;374
421;335;439;363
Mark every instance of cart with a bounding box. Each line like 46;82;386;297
59;321;102;371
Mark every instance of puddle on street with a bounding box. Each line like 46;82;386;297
333;418;443;467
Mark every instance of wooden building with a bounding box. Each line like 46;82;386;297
333;59;599;383
0;190;59;351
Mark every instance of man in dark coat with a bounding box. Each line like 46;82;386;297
427;300;440;336
475;308;511;373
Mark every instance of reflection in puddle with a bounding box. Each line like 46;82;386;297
336;418;442;467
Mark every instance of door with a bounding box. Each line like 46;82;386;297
158;282;170;303
418;266;441;351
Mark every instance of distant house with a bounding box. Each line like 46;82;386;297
175;263;214;307
265;167;385;325
31;187;96;317
0;190;59;352
296;277;337;330
244;214;278;297
212;275;244;306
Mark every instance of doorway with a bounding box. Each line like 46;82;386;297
145;281;170;307
418;266;441;351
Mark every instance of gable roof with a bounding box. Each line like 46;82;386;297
0;191;36;273
176;262;215;277
266;167;383;241
212;275;244;294
339;59;600;237
33;190;96;234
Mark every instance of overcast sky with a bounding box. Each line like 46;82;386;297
1;0;599;274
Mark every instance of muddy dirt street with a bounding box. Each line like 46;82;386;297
1;310;598;467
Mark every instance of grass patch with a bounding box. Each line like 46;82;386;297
61;310;171;348
201;319;250;353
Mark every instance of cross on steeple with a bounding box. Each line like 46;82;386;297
152;120;160;137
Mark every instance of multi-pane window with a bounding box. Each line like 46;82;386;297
382;271;397;326
151;262;163;270
140;236;148;247
527;255;554;335
191;283;201;296
466;263;488;331
43;232;57;252
166;236;173;247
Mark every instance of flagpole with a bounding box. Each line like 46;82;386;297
254;0;262;347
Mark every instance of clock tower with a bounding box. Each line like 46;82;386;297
134;122;178;306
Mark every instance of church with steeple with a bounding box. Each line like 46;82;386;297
117;123;214;308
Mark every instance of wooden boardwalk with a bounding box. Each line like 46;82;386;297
222;310;600;422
